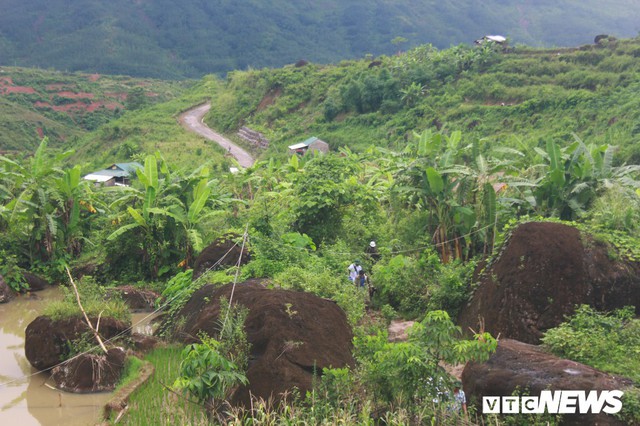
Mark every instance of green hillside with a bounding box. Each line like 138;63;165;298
0;66;193;152
197;36;640;164
74;37;640;168
1;0;639;78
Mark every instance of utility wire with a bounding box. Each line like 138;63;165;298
0;239;242;389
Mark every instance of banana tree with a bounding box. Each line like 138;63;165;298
519;136;640;220
150;167;222;268
107;154;178;278
54;165;97;257
108;155;223;276
393;130;507;261
0;138;89;263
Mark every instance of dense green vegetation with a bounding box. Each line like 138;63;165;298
1;0;640;78
2;39;640;425
543;306;640;424
203;36;640;164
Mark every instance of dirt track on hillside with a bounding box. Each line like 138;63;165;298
178;103;254;168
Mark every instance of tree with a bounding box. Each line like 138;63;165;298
0;139;95;265
290;154;376;244
108;154;178;278
125;87;148;110
355;310;496;406
108;155;223;277
392;130;502;261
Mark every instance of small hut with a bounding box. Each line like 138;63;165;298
83;162;142;187
288;137;329;155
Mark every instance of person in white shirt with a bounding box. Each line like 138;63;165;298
347;259;362;282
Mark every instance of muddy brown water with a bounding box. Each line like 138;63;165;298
0;287;157;425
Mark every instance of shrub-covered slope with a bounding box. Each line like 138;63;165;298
1;0;639;78
203;37;640;164
0;66;192;152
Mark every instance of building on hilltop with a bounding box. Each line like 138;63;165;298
474;35;507;45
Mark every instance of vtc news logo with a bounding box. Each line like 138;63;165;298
482;390;624;414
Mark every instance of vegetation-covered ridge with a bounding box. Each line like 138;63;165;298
203;36;640;164
0;66;193;152
1;0;640;78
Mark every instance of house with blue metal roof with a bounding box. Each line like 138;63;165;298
83;162;143;187
288;136;329;155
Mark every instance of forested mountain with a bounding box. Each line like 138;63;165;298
1;0;639;78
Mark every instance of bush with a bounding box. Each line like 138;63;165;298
354;310;497;406
588;185;640;237
43;276;130;323
542;305;640;382
371;254;427;318
371;251;474;319
273;265;366;326
173;335;248;411
0;250;28;292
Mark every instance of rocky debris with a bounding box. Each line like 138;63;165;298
387;320;415;342
25;315;130;371
167;280;355;407
0;274;15;303
22;271;50;291
107;286;159;312
458;222;640;344
192;234;250;279
51;347;126;393
237;126;269;149
463;339;632;426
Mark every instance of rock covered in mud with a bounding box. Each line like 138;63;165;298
458;222;640;344
0;274;15;303
25;315;129;371
192;234;250;279
166;280;355;406
21;271;50;291
107;285;159;312
463;339;632;425
51;347;126;393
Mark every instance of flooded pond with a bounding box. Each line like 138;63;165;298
0;287;157;425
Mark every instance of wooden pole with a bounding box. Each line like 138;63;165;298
65;266;108;354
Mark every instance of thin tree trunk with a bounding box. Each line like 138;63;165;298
65;267;108;354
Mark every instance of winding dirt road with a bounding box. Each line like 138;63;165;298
179;103;255;168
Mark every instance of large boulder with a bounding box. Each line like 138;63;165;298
463;339;632;425
107;285;159;312
22;271;50;291
458;222;640;344
192;234;250;279
25;315;130;371
0;274;15;303
51;347;126;393
166;280;355;407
